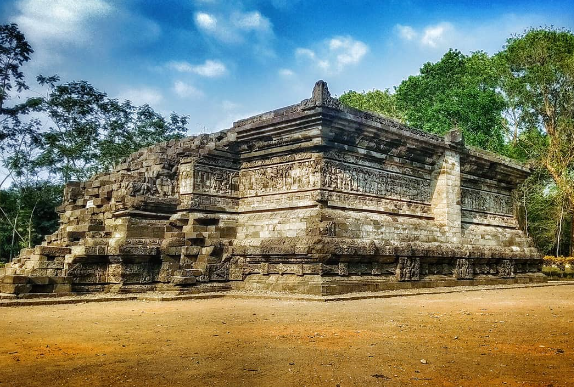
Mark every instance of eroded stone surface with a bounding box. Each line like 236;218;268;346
1;81;543;295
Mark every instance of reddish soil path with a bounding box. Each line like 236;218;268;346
1;285;573;386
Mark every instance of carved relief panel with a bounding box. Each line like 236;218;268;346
321;160;431;203
179;163;239;197
240;159;321;196
179;164;194;195
461;188;513;215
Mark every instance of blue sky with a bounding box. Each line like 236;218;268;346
1;0;573;134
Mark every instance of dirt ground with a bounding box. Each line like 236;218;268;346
1;285;573;387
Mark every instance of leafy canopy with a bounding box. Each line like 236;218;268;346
34;80;188;182
0;23;33;114
497;28;574;205
395;50;506;152
339;89;405;122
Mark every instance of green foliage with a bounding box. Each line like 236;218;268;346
34;80;188;182
0;182;61;262
97;102;188;172
497;28;574;208
339;89;405;122
35;81;108;182
395;50;506;152
0;23;33;116
0;24;191;259
498;27;574;255
504;126;548;162
516;172;572;255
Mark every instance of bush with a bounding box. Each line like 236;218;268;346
543;255;574;267
543;256;574;279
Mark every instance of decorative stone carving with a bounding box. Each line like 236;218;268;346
497;260;516;278
396;257;420;281
322;160;431;203
240;159;320;195
461;188;513;215
338;263;349;276
194;165;239;196
454;259;474;279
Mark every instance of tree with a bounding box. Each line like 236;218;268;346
35;80;188;182
497;28;574;255
0;23;33;119
395;50;507;152
339;89;405;122
0;23;38;189
516;171;572;256
0;25;191;261
97;101;188;172
0;182;60;261
35;80;109;182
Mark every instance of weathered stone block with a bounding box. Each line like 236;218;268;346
1;275;29;284
171;276;197;286
1;283;32;294
35;246;71;256
29;276;50;285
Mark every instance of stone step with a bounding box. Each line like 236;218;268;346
1;275;29;284
184;268;203;277
170;276;197;286
35;245;71;256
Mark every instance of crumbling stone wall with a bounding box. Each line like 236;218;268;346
1;81;543;296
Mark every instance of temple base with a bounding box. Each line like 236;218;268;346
233;273;548;296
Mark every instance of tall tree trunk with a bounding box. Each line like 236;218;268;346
570;209;574;257
522;189;530;237
27;201;38;248
557;200;565;257
9;208;19;262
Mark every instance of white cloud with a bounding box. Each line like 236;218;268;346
296;48;330;70
330;37;368;67
117;87;163;106
10;0;160;67
195;12;218;32
168;59;227;77
394;22;454;49
193;8;273;45
421;22;453;48
395;24;417;41
12;0;112;45
173;81;203;98
222;100;240;111
278;68;295;77
232;11;271;33
192;60;227;77
296;36;368;74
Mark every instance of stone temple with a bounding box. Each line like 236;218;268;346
1;81;544;296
